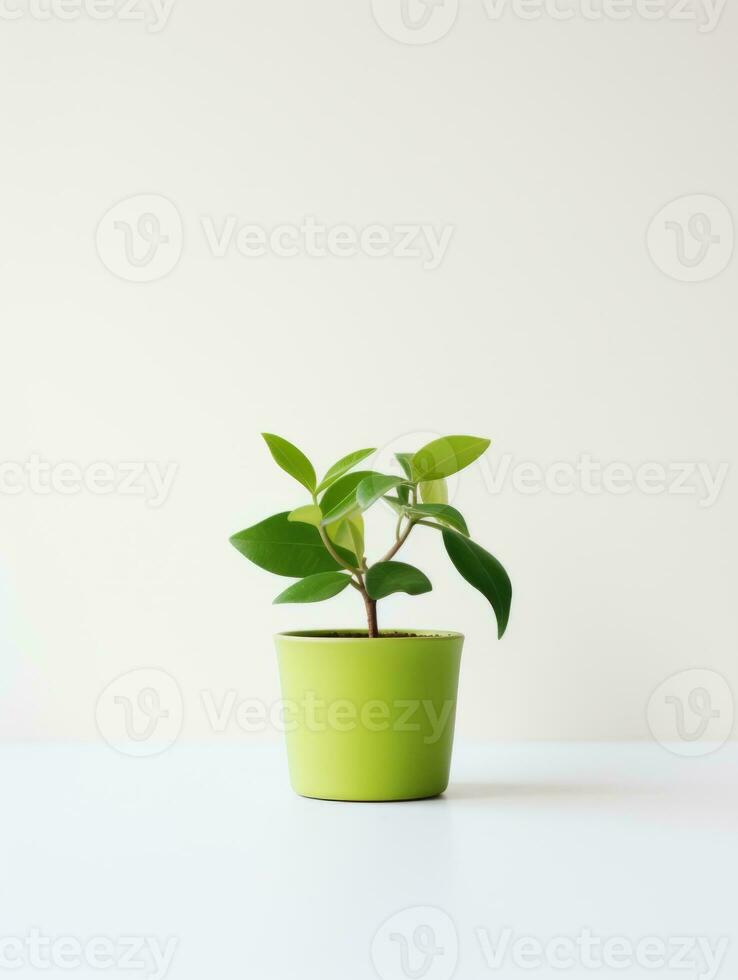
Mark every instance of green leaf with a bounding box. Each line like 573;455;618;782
395;453;414;480
316;448;376;493
326;512;364;563
406;503;469;536
273;571;352;604
347;517;365;563
442;530;512;638
262;433;316;493
356;474;407;512
420;478;448;505
382;495;406;515
320;470;376;525
412;435;491;482
365;561;432;600
230;512;354;578
288;504;322;527
395;456;415;503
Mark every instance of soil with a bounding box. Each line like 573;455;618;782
301;631;443;639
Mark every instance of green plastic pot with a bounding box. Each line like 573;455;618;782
274;630;464;801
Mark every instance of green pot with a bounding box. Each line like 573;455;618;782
274;630;464;802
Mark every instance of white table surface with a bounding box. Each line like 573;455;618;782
1;742;735;979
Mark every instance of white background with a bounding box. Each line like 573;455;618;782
1;0;736;745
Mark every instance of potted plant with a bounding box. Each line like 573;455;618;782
230;433;512;801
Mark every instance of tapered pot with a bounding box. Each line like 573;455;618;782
274;630;464;802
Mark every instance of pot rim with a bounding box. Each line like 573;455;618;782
275;629;464;641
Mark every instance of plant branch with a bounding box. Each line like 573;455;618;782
377;518;416;564
311;492;359;574
316;523;357;571
311;493;376;632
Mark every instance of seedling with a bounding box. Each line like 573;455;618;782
230;434;512;638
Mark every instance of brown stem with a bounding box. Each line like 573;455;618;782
362;590;379;637
361;511;419;636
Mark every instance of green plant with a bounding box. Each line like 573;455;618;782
230;433;512;639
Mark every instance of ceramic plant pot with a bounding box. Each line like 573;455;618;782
274;630;464;801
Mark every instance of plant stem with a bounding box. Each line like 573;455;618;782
314;506;374;630
378;519;416;564
362;589;379;637
314;510;357;573
352;570;378;636
312;492;421;639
